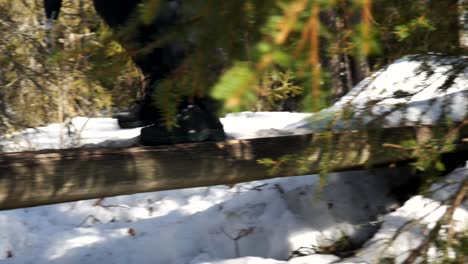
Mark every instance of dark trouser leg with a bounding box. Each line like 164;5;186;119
94;0;225;144
93;0;185;80
94;0;186;128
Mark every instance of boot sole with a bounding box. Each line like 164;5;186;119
118;119;157;129
118;120;145;129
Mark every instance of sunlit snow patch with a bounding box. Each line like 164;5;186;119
288;55;467;131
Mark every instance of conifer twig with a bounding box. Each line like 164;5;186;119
403;179;467;264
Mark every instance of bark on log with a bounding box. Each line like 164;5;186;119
0;125;466;210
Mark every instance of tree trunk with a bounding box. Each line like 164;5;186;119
428;0;461;52
459;0;467;48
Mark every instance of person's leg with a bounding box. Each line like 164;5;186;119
93;0;185;75
93;0;186;129
92;0;157;128
93;0;225;144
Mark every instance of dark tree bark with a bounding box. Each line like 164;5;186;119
322;2;355;102
428;0;461;52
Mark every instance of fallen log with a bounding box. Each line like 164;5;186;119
0;125;466;210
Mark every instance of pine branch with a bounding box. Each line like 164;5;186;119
403;179;467;264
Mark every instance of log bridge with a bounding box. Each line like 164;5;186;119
1;125;467;210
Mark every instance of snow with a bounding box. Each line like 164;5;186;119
340;167;468;264
0;56;467;263
290;55;467;131
0;113;313;152
0;168;414;263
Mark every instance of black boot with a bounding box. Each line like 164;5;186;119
113;77;163;129
140;103;225;146
113;98;161;129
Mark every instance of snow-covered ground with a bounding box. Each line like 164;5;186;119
0;166;417;264
0;112;313;152
0;56;467;263
292;55;467;132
